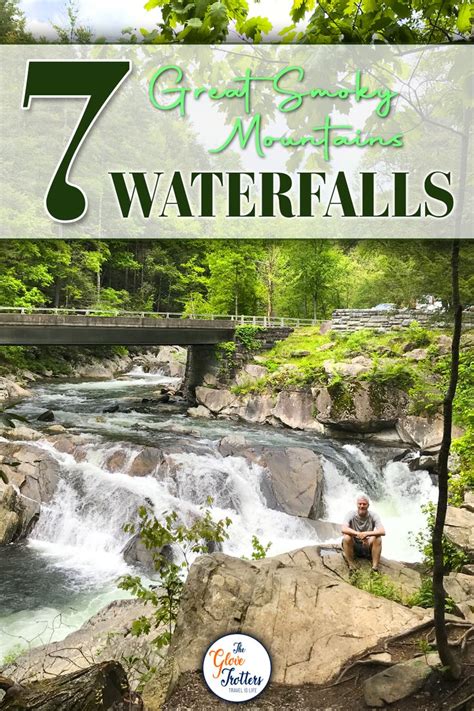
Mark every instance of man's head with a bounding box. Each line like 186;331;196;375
356;494;370;517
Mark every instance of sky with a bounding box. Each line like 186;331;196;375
20;0;295;41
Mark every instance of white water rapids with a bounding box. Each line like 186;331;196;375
0;369;438;662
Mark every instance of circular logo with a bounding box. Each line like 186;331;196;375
202;632;272;703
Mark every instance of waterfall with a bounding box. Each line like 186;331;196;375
28;441;321;582
322;449;437;562
27;434;436;585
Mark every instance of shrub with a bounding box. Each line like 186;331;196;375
448;430;474;506
118;504;232;651
412;503;470;572
350;569;404;604
216;340;237;377
406;576;455;613
404;322;432;348
362;360;416;391
250;535;272;560
235;325;263;352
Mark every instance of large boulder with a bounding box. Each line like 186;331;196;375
0;443;59;505
444;572;474;621
128;447;163;477
160;548;428;695
218;437;324;518
444;506;474;562
313;381;408;433
134;346;186;378
231;393;276;424
259;447;324;518
272;390;323;431
331;356;373;378
321;552;423;597
0;425;42;442
363;653;440;707
187;405;214;419
0;483;22;543
234;364;268;387
195;387;236;414
0;482;39;544
396;416;464;451
122;533;157;571
0;377;31;406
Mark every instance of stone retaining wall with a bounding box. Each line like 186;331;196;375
331;309;474;333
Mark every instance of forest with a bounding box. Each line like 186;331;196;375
0;239;473;319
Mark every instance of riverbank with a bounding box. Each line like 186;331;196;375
192;324;471;444
0;345;187;408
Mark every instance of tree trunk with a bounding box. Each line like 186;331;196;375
432;106;470;681
431;245;463;681
53;277;62;308
0;661;135;710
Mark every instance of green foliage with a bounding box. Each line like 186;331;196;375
138;0;273;44
416;637;435;656
235;325;263;352
0;0;33;43
449;430;474;507
0;241;473;330
413;503;470;573
446;348;474;429
1;644;26;666
287;0;470;45
350;569;404;604
0;345;130;378
327;379;355;417
231;377;268;396
118;504;232;650
406;577;455;613
216;340;237;377
408;381;444;418
116;651;157;694
250;535;272;560
404;322;432;349
52;0;92;43
362;360;415;391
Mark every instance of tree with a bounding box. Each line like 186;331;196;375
138;0;471;45
127;0;272;44
52;0;93;43
0;0;33;43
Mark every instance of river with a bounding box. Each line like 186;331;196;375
0;367;437;662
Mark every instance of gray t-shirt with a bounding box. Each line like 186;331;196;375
343;510;383;533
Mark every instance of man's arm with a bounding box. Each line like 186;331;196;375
341;513;359;537
341;523;359;536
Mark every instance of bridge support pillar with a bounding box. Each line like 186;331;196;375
183;345;220;403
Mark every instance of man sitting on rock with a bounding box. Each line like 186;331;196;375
341;494;385;573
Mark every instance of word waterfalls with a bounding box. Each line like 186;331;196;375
109;170;453;220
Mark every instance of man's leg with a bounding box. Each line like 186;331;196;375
368;536;382;570
342;534;357;570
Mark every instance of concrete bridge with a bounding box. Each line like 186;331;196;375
0;308;313;346
0;308;300;400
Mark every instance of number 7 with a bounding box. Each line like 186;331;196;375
22;60;131;223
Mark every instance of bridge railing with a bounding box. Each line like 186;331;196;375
0;306;317;328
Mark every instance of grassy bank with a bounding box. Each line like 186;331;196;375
0;345;130;378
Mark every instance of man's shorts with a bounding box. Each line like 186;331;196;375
353;537;372;560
